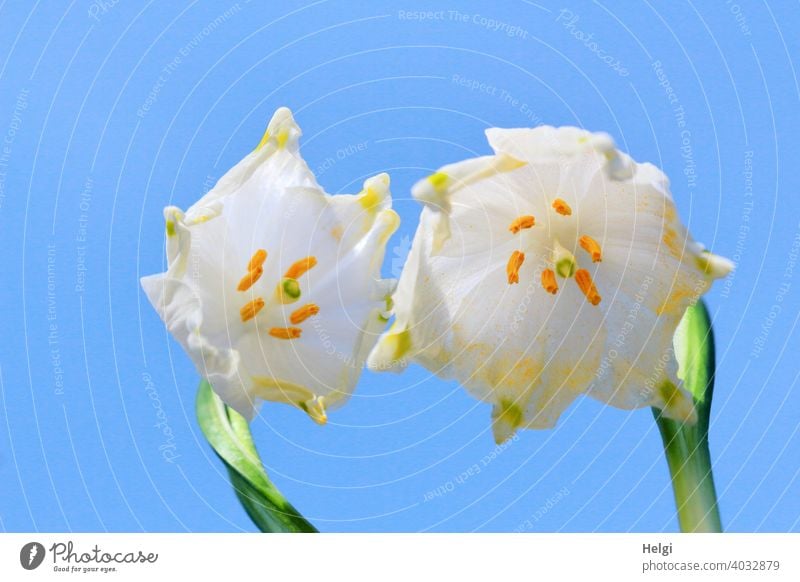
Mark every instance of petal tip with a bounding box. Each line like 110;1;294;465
303;397;328;425
698;251;735;279
367;326;411;372
257;107;302;151
491;399;525;444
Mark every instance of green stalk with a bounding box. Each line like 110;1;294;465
654;410;722;532
653;300;723;533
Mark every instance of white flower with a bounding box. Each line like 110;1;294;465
368;125;732;443
142;108;399;423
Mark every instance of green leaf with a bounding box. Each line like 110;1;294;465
196;380;317;533
673;299;716;428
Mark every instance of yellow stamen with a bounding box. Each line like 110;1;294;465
508;215;535;234
284;256;317;279
541;268;558;294
240;298;265;322
269;327;302;340
289;303;320;325
237;266;263;292
579;235;602;262
506;251;525;285
552;198;572;216
575;269;601;306
247;249;267;271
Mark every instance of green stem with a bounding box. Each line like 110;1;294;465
654;410;722;533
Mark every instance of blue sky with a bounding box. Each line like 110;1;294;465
1;0;798;532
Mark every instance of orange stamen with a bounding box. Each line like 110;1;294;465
579;235;602;262
506;251;525;284
289;303;320;325
269;327;303;339
284;256;317;279
247;249;267;271
552;198;572;216
541;268;558;294
508;215;535;234
240;297;265;321
575;269;601;305
237;266;263;291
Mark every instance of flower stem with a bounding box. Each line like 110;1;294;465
654;411;722;532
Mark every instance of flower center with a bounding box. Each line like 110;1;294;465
506;201;604;305
236;251;321;336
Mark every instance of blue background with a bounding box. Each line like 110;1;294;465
1;0;798;532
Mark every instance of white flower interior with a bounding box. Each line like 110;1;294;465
369;125;732;443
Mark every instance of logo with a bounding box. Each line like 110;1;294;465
20;542;46;570
391;235;412;277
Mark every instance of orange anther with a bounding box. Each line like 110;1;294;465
508;215;535;234
552;198;572;216
541;268;558;294
575;269;601;306
579;235;602;262
237;266;264;291
247;249;267;271
269;327;303;339
284;256;317;279
506;250;525;285
240;297;265;321
289;303;320;325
